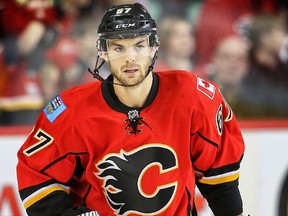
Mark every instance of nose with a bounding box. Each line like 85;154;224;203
125;48;136;62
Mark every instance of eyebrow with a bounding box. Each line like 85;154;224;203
135;39;146;45
109;39;146;47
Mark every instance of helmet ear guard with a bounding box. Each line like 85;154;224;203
96;38;108;61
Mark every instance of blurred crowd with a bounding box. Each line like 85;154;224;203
0;0;288;125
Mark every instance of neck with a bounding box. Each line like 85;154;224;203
114;73;153;108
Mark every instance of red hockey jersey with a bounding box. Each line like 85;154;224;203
17;71;245;216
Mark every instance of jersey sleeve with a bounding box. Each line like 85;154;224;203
190;78;245;216
16;94;89;216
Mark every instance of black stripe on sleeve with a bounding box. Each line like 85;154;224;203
194;155;243;177
40;152;88;173
190;131;218;148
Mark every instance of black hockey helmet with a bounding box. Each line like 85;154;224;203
97;3;160;51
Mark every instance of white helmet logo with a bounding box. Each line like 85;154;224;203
115;23;136;29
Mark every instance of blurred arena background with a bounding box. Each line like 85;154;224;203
0;0;288;215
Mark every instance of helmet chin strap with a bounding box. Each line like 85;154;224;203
88;56;105;81
88;51;158;87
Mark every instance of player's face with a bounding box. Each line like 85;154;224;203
105;36;155;86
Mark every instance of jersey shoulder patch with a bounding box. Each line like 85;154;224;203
196;77;216;99
44;95;67;123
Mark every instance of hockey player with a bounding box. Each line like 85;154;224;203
16;3;245;216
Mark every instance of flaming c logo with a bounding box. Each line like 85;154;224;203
96;144;178;215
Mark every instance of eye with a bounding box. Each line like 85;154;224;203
114;47;123;52
136;45;144;50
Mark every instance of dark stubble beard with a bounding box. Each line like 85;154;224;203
110;60;152;88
